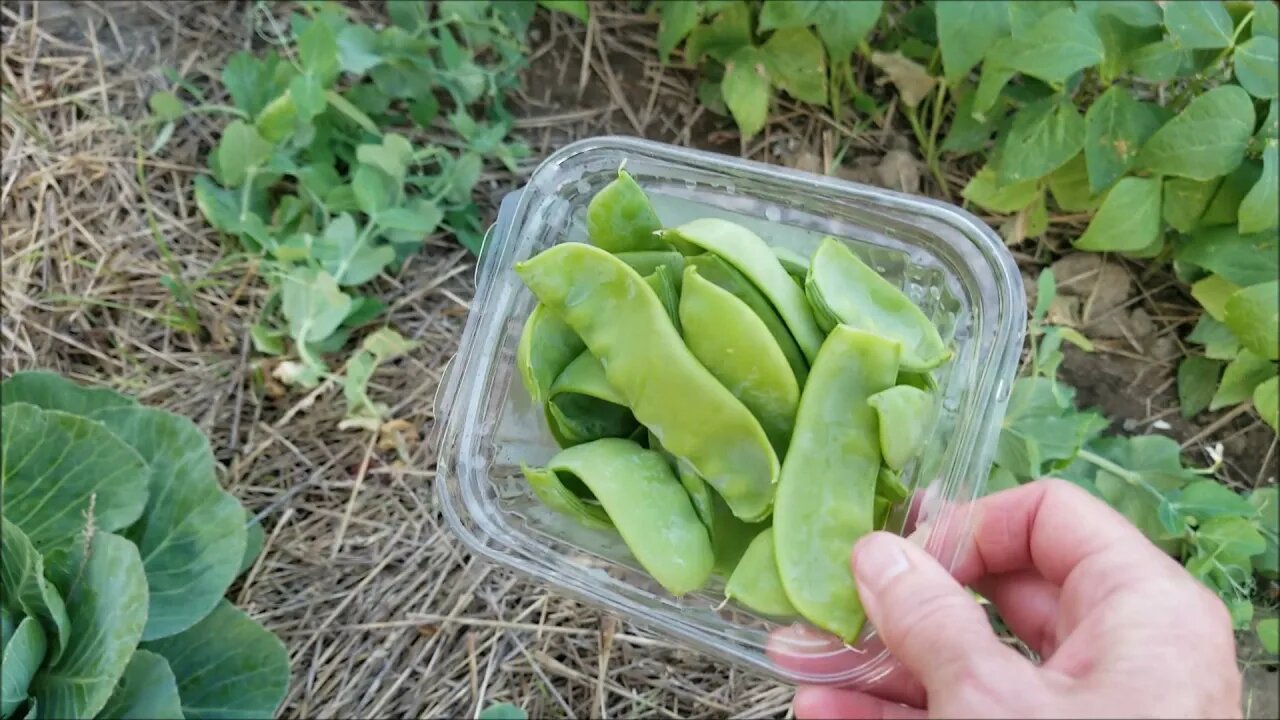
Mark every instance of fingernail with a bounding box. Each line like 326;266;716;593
854;534;910;591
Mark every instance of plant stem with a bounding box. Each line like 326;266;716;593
1076;448;1169;506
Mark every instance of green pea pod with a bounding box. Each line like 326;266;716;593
773;246;810;282
545;351;638;447
522;438;714;595
725;528;797;618
806;237;951;372
516;243;780;522
644;265;681;332
659;219;825;363
867;384;936;471
517;303;585;406
686;254;808;386
586;168;668;252
774;326;901;642
898;370;937;392
648;429;714;530
553;351;626;406
680;266;799;454
876;466;911;504
615;251;687;286
873;495;892;531
521;463;613;530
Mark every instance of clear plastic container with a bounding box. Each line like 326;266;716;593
433;136;1025;685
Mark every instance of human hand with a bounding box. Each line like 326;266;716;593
772;478;1243;719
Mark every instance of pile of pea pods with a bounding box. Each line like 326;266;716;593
515;168;951;642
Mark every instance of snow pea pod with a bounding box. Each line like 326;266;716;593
774;325;901;642
679;265;799;454
685;254;808;386
521;464;613;530
517;303;585;406
615;251;687;286
876;466;911;504
867;384;936;471
659;219;825;363
725;528;796;618
516;243;780;522
773;246;811;283
806;237;951;372
644;264;681;332
586;168;668;252
647;429;714;529
546;351;637;447
522;438;714;595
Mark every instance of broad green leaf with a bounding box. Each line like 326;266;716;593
1047;154;1101;211
378;202;444;236
238;512;265;577
1225;281;1280;360
288;73;326;120
1192;274;1242;321
313;214;395;287
935;0;1010;82
1189;314;1241;360
973;52;1016;115
2;617;44;717
353;164;398;216
1090;435;1198;551
0;370;135;414
986;8;1104;85
941;89;1006;155
1083;86;1167;192
1201;159;1263;226
1239;146;1279;233
1;404;148;550
281;268;353;344
998;99;1086;185
962;166;1040;213
97;650;183;720
1178;356;1223;418
91;407;247;641
1255;376;1279;433
32;531;147;720
1081;0;1161;28
336;24;382;74
722;46;771;138
1175;226;1279;286
0;518;68;659
148;91;184;122
657;0;701;63
1128;40;1188;82
1137;86;1255;180
540;0;589;21
812;1;882;60
221;51;286;118
1178;480;1258;521
1073;177;1161;252
1235;36;1279;99
1210;349;1275;410
193;176;246;236
1163;0;1235;49
142;600;289;720
1257;100;1278;145
444;152;483;205
1259;618;1280;655
1162;177;1220;233
686;2;751;64
762;28;827;105
1195;516;1266;566
1256;1;1279;39
356;133;414;182
478;703;529;720
297;15;340;85
758;0;818;30
213;120;273;188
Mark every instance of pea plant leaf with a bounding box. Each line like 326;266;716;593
313;213;395;287
1234;36;1279;99
1210;350;1275;411
762;27;827;105
1177;356;1223;418
212;120;273;188
998;98;1086;186
721;46;772;138
1177;480;1260;522
1259;619;1280;656
1163;0;1235;50
340;328;421;431
281;268;353;344
1256;1;1280;39
1073;177;1162;252
296;14;341;86
1224;281;1280;360
935;0;1010;82
1136;85;1255;180
1083;86;1167;193
1239;145;1278;233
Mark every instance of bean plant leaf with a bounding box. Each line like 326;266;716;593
1162;177;1220;233
721;46;771;138
1259;619;1280;656
685;2;751;64
1224;281;1280;360
1177;356;1223;418
1210;350;1275;411
1234;36;1279;99
762;28;827;105
962;166;1040;213
142;600;289;720
812;1;883;60
1175;226;1280;287
1047;154;1101;211
1136;85;1255;180
1128;39;1189;82
999;99;1086;186
986;8;1104;85
1192;274;1241;321
32;531;148;720
540;0;590;22
1073;177;1161;252
1083;86;1167;193
657;0;701;63
1201;159;1263;226
1255;376;1279;433
1239;146;1279;233
1;403;148;550
935;0;1009;82
1163;0;1235;50
91;406;247;641
758;0;818;31
1082;0;1162;28
0;370;136;414
1008;1;1072;35
281;268;353;344
314;213;395;286
97;650;183;720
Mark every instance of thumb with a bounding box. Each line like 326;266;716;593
852;531;1034;690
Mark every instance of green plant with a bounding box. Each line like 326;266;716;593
0;371;288;719
148;0;585;429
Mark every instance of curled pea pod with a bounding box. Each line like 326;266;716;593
659;219;826;363
686;254;808;386
520;438;714;595
806;237;951;372
774;326;901;642
546;351;637;447
615;251;687;286
586;168;668;252
867;385;936;471
517;303;585;406
516;243;780;522
772;246;810;283
725;527;797;618
679;265;799;454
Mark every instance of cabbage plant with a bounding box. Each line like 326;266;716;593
1;371;288;719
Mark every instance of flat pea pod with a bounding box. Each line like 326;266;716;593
806;237;951;372
867;385;935;471
773;246;811;283
586;168;668;252
898;370;937;392
522;438;714;595
648;430;714;530
774;325;901;642
686;254;808;386
517;304;585;406
659;219;825;363
615;251;687;286
876;466;911;504
521;464;613;530
545;351;637;447
725;528;797;618
679;265;799;454
516;243;780;522
644;265;681;331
